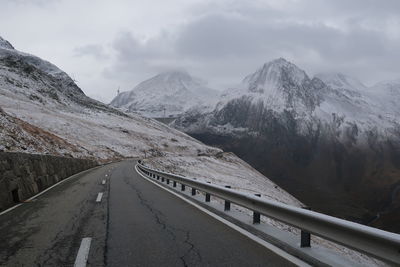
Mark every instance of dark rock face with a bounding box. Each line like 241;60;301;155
173;70;400;233
0;152;98;211
181;106;400;232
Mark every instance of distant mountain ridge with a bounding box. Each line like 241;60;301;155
172;58;400;233
110;71;219;117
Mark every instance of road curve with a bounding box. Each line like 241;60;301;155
0;160;295;266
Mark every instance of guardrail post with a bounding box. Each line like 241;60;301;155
191;188;196;196
253;194;261;224
301;206;311;247
224;186;231;211
166;179;170;185
181;184;185;191
205;182;211;202
173;181;177;187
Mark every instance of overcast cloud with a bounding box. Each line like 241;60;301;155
1;0;399;102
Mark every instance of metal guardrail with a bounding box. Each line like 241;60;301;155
137;162;400;265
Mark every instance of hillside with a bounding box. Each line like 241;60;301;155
0;38;220;160
0;107;90;157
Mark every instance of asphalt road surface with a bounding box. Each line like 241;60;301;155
0;160;295;266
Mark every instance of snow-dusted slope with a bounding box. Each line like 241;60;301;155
366;80;400;119
110;71;219;117
0;107;90;157
0;37;219;160
217;58;324;115
314;72;393;131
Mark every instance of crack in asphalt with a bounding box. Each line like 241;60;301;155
36;197;94;266
179;230;203;267
124;174;203;266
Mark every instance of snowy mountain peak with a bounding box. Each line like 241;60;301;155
243;58;308;94
110;70;219;117
0;36;14;50
219;58;323;113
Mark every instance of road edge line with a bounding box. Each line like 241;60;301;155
0;165;103;216
135;165;309;267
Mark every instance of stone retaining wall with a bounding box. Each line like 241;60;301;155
0;152;98;211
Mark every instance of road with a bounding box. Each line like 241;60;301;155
0;160;295;266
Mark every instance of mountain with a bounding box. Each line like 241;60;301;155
110;71;219;117
173;58;400;233
0;37;308;232
0;37;220;160
219;58;324;113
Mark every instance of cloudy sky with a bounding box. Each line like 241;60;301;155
1;0;399;102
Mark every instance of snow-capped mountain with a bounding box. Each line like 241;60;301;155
173;58;400;233
218;58;324;114
110;71;219;117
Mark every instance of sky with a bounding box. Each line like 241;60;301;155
1;0;399;103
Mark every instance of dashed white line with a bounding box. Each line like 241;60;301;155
74;237;92;267
96;192;104;203
102;180;106;185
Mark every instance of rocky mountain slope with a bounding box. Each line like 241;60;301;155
173;58;400;233
110;71;219;117
0;37;219;160
0;107;90;157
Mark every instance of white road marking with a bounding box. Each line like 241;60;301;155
135;165;310;267
74;237;92;267
102;180;106;185
0;166;102;217
96;192;104;203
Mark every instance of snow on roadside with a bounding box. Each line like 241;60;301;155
144;153;387;267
